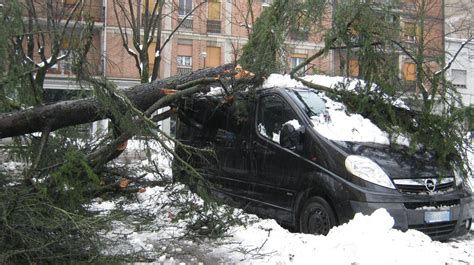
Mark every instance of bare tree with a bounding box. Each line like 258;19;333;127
112;0;206;83
13;0;95;105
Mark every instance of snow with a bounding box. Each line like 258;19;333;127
437;38;472;76
57;54;67;61
263;74;410;145
86;145;474;264
211;209;468;264
205;86;226;96
311;97;394;144
285;119;301;130
94;178;474;264
127;47;138;56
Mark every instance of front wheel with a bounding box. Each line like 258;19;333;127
299;196;336;236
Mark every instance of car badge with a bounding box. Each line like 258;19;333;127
424;179;436;192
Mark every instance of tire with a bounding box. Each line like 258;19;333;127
299;196;336;236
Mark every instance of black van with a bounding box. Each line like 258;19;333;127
174;85;473;240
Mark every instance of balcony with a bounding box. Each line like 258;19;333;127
207;20;221;34
178;17;193;31
289;30;309;41
177;67;192;76
64;3;104;22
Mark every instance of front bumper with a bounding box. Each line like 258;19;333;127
349;196;473;241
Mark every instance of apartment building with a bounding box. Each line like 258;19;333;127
335;0;445;93
445;0;474;106
15;0;447;136
101;0;332;80
30;0;331;135
33;0;446;93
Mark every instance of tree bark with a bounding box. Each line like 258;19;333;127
0;64;234;139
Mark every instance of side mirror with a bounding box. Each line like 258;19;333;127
280;123;304;151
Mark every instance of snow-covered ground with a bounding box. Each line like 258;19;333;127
88;148;474;264
81;133;473;264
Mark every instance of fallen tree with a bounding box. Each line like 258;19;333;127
0;64;235;139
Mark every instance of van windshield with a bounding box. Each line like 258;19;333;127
288;90;326;117
288;89;396;145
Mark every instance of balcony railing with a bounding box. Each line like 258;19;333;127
177;67;192;76
289;30;309;41
207;20;221;34
178;17;193;30
64;3;104;22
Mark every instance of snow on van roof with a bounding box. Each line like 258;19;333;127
263;73;367;90
263;74;409;145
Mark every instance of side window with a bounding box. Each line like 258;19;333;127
214;96;251;146
257;95;301;148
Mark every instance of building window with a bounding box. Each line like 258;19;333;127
403;62;416;81
177;55;192;75
402;21;416;41
452;69;467;89
148;42;157;70
177;55;192;67
207;0;221;33
348;59;359;77
177;42;193;75
59;37;79;74
206;46;221;68
142;0;156;15
208;0;221;20
179;0;192;16
290;54;307;76
289;10;309;41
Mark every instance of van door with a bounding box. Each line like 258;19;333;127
211;96;253;201
249;93;304;223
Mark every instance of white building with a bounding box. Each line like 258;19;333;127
446;38;474;106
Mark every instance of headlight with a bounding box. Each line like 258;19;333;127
345;155;395;189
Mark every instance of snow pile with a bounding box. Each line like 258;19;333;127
211;209;473;264
311;96;395;144
263;74;409;145
303;74;409;110
88;150;473;265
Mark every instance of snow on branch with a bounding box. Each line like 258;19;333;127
436;38;473;76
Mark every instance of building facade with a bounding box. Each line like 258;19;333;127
445;0;474;106
17;0;447;135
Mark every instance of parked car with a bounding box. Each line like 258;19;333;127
173;85;473;240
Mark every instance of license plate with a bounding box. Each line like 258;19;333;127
424;211;450;223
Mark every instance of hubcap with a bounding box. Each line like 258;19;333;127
307;207;330;235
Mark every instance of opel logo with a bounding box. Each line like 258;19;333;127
424;179;437;192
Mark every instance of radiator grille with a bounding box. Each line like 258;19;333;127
393;177;454;194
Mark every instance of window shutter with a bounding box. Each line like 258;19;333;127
207;46;221;67
403;63;416;81
208;0;221;20
349;59;359;77
148;42;156;68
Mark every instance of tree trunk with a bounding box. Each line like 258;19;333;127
0;64;234;139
